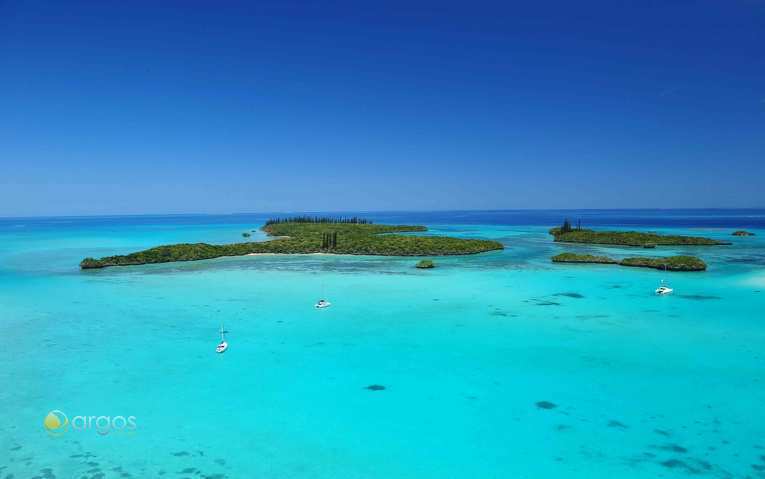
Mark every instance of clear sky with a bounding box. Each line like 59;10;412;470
1;1;763;216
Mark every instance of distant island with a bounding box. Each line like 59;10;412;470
550;253;617;265
732;230;755;236
80;217;504;269
552;252;707;271
550;219;730;247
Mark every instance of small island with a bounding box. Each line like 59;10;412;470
416;259;435;269
552;252;707;271
551;252;617;265
732;230;755;236
550;219;730;247
80;217;504;269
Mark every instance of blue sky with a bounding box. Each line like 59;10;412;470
1;1;763;216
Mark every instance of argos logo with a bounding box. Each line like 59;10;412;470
44;410;137;436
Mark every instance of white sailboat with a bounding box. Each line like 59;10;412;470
655;284;673;295
216;324;228;353
315;277;331;309
655;265;673;295
315;299;331;309
655;279;673;295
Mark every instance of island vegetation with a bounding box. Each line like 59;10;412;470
732;230;755;236
80;217;503;269
552;252;707;271
551;252;617;264
619;255;707;271
416;259;435;269
550;219;730;247
264;216;372;225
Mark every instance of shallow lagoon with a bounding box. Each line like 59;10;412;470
1;211;764;478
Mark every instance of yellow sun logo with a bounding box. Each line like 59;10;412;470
43;410;69;435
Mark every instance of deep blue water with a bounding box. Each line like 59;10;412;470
3;208;765;231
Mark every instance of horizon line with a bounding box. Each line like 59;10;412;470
2;207;765;220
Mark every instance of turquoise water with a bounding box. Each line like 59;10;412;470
2;211;764;478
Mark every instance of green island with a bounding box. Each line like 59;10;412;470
80;217;503;269
550;252;617;264
552;253;707;271
416;259;435;269
549;219;730;247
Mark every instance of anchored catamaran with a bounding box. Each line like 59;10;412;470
216;324;228;353
655;279;673;295
315;299;331;309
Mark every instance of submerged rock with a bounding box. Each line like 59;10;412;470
655;443;688;453
607;420;628;429
536;401;557;409
534;300;561;306
555;292;584;299
365;384;386;391
660;459;695;472
678;294;721;301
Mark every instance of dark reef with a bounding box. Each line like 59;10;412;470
536;401;557;409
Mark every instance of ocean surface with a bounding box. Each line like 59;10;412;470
1;209;764;479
